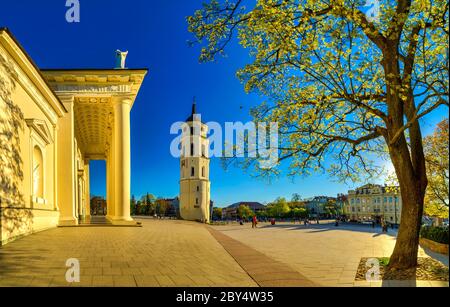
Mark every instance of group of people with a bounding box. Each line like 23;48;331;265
371;219;392;233
242;217;323;228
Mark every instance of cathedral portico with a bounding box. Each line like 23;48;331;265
0;28;147;245
42;69;147;225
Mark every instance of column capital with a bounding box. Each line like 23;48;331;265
113;97;133;106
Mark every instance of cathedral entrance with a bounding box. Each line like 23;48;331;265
89;160;107;217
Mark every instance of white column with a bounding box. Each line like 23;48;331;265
85;160;90;217
106;135;115;219
56;95;78;226
53;124;59;212
111;98;133;223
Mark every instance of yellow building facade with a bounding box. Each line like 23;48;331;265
345;184;402;224
0;29;147;245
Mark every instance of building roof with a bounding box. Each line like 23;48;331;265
185;99;206;124
186;101;197;122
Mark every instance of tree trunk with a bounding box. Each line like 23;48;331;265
387;133;427;270
382;40;428;270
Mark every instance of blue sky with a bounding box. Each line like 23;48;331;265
1;0;446;207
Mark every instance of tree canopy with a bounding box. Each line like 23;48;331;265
188;0;448;180
237;204;255;218
188;0;449;269
424;118;449;218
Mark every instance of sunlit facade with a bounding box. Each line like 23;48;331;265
345;184;402;224
0;28;147;245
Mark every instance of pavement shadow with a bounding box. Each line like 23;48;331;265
259;222;398;238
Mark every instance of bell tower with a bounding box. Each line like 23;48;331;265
179;100;211;223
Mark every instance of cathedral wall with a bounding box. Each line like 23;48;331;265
0;35;60;245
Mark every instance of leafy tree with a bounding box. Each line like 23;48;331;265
237;205;255;219
212;207;224;220
155;198;169;216
291;193;302;202
267;197;291;218
188;0;449;270
291;207;308;219
256;210;268;219
144;193;156;205
324;200;339;216
424;119;449;218
130;195;137;215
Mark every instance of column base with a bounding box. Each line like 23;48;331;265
106;215;137;226
58;217;79;226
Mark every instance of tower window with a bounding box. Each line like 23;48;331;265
196;198;199;205
202;167;205;177
191;143;194;157
191;167;195;177
197;186;200;192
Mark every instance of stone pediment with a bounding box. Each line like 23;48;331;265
25;119;53;145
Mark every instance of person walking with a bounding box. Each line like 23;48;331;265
252;215;258;229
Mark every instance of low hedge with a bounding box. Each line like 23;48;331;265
420;226;449;245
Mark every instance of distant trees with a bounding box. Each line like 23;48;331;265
266;197;291;218
130;195;137;215
130;193;160;216
291;193;302;202
155;198;170;216
237;205;254;219
323;199;339;217
212;207;223;220
424;119;449;219
291;207;308;220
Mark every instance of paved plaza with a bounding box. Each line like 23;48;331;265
0;219;448;287
213;221;449;287
0;219;256;287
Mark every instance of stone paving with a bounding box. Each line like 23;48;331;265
208;227;315;287
0;219;256;287
0;219;448;287
211;221;449;287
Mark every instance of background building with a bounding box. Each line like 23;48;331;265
222;202;266;220
90;196;107;216
346;184;402;224
304;196;336;218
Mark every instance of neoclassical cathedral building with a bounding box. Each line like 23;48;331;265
0;28;147;245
